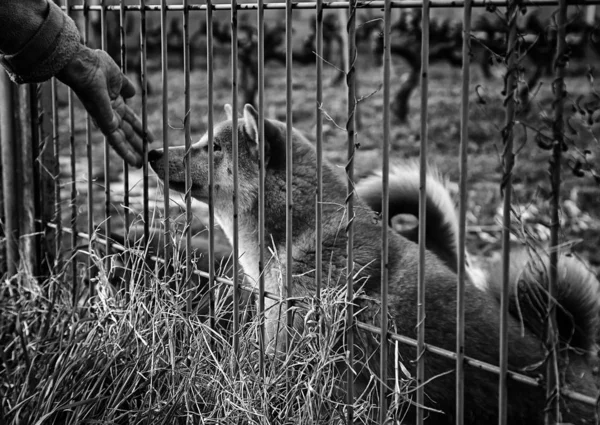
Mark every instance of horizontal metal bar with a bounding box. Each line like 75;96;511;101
63;0;600;13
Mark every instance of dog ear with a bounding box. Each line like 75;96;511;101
243;104;260;143
224;104;234;120
243;104;281;164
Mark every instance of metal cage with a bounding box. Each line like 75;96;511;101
1;0;599;424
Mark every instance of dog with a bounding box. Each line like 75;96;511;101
149;104;598;424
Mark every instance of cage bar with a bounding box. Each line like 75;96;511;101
64;0;600;13
547;0;569;421
51;78;62;265
499;3;519;424
230;0;241;373
83;0;94;293
257;0;267;380
285;0;294;400
160;0;170;270
416;1;430;423
140;0;150;250
100;0;112;255
66;0;77;304
183;0;193;308
315;0;323;305
345;0;357;420
120;0;131;233
20;85;37;276
206;0;217;335
456;0;472;423
68;79;77;301
32;80;49;277
380;0;392;421
0;73;18;275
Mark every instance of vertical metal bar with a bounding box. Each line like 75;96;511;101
546;0;568;422
34;84;49;277
51;78;62;264
380;0;392;421
140;0;150;249
21;85;37;276
160;0;170;270
183;0;193;310
120;0;130;233
285;0;294;400
345;0;357;421
416;2;430;423
315;0;323;303
100;0;112;254
230;0;241;375
0;73;18;275
84;1;94;292
206;0;216;335
500;4;519;425
257;0;266;381
65;0;78;306
456;0;472;422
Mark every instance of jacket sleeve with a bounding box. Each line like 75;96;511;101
0;0;82;84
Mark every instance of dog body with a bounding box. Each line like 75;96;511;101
149;105;598;424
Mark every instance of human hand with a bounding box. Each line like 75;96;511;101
56;44;152;168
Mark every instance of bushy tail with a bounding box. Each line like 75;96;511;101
357;162;600;353
356;162;460;274
486;251;600;354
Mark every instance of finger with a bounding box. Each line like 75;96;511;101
107;127;143;168
120;118;144;156
120;75;136;99
122;105;154;145
120;119;137;143
80;87;118;136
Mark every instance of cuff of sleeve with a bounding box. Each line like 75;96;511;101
0;2;82;84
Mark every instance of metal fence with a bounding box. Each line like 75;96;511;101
1;0;599;423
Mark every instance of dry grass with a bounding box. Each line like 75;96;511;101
1;234;404;424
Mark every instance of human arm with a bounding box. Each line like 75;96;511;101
0;0;149;167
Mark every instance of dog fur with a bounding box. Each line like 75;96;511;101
149;104;599;424
357;163;600;356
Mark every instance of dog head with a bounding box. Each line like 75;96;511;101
149;104;289;213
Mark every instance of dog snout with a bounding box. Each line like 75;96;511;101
148;149;163;163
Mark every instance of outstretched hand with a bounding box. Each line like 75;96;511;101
57;44;151;168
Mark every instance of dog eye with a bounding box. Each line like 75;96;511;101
203;143;222;152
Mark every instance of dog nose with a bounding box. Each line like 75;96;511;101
148;149;163;162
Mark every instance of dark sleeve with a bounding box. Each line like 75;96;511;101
0;0;82;83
